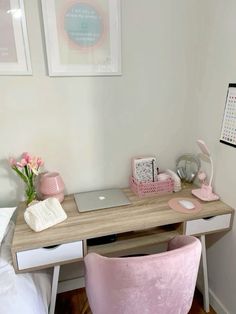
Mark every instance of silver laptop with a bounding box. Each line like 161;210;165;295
74;188;131;212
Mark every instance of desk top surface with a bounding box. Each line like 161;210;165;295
12;184;234;253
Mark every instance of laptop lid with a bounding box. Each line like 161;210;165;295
74;188;131;212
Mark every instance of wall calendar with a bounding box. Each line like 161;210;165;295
220;83;236;148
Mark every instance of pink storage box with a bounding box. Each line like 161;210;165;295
130;175;174;197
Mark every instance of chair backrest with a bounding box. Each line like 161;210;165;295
84;235;201;314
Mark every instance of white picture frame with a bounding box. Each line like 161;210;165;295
41;0;121;76
0;0;32;75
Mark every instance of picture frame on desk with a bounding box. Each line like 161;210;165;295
0;0;32;75
41;0;122;77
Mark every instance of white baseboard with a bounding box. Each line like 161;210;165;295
197;281;230;314
209;288;230;314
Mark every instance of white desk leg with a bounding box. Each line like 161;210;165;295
200;235;210;313
49;265;60;314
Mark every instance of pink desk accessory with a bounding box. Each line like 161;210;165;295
38;172;65;203
191;140;219;201
168;197;202;214
130;174;174;197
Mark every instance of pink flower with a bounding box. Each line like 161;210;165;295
20;158;27;167
37;158;44;167
22;152;32;163
28;157;39;175
29;164;39;175
9;152;44;205
16;162;24;168
10;152;43;177
9;158;16;166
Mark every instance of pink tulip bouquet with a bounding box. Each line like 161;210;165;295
9;152;44;205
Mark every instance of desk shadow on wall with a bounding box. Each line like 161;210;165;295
206;230;229;248
0;158;24;207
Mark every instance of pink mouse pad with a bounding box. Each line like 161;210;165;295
168;197;202;214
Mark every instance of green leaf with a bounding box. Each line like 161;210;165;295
12;166;29;184
24;165;29;177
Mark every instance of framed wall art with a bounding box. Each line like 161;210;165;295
41;0;121;76
0;0;32;75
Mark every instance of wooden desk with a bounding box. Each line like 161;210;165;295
11;185;234;313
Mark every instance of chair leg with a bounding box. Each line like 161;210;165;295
200;235;210;313
49;265;60;314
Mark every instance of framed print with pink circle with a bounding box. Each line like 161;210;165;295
41;0;121;76
0;0;32;75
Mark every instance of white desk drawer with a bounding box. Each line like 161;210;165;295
185;214;231;235
17;241;83;270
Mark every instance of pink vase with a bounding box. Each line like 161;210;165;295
39;172;65;203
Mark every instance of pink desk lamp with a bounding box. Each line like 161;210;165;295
192;140;219;201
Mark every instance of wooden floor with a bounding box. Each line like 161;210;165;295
55;288;216;314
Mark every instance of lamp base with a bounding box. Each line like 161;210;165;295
192;184;219;202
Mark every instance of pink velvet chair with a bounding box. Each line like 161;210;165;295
84;235;201;314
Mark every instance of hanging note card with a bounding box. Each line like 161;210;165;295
220;83;236;148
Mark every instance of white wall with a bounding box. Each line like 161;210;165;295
0;0;195;205
1;0;236;311
190;1;236;313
